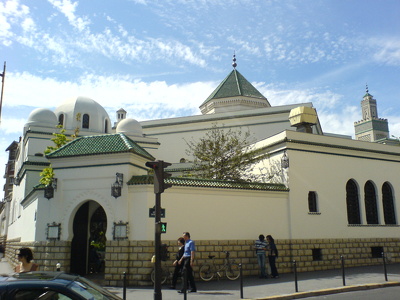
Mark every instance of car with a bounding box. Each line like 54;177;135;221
0;271;123;300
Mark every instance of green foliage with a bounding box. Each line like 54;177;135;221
90;236;105;251
184;124;270;182
44;126;71;155
40;124;78;185
39;167;54;186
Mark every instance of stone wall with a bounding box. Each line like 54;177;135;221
103;237;400;287
5;239;71;272
4;237;399;287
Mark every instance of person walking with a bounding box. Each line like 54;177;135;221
266;235;279;278
15;247;39;273
178;232;197;293
170;237;185;289
254;234;268;278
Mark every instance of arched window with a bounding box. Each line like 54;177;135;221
308;191;318;213
104;119;108;133
346;179;361;224
58;114;64;126
382;182;396;225
82;114;90;129
364;181;379;224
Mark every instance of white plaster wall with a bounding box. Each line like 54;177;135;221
141;104;318;163
128;185;290;241
285;132;400;239
7;196;38;241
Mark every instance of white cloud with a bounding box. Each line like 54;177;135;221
370;37;400;66
0;0;31;42
3;71;216;118
318;106;359;137
254;83;359;136
0;116;25;135
388;116;400;138
48;0;90;32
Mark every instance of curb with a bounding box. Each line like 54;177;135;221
248;281;400;300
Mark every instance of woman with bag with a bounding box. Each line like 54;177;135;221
266;235;279;278
170;237;185;289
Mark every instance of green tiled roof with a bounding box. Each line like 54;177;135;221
46;133;155;160
201;69;268;106
128;175;288;192
363;92;373;98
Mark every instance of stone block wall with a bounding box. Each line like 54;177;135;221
4;237;399;287
5;239;71;272
103;237;400;286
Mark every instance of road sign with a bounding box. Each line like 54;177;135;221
149;208;165;218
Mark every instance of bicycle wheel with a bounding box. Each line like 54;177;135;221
199;263;214;281
151;268;168;284
226;263;240;280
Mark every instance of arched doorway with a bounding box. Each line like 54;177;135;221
70;201;107;276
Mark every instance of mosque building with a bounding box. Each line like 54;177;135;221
1;57;399;286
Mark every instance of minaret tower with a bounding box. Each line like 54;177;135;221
354;85;389;142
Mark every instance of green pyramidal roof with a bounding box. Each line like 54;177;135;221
46;133;154;160
201;69;268;106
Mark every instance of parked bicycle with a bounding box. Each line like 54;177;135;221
150;262;183;285
199;251;240;281
150;264;172;284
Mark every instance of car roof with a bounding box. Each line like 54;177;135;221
0;271;123;299
0;271;80;284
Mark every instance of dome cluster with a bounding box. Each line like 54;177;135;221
24;96;143;137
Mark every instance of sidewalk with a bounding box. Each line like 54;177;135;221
1;258;399;299
108;263;400;300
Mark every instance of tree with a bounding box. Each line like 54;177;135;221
40;120;80;185
184;124;270;182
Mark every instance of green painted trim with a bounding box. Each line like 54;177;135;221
355;129;388;135
128;175;288;192
355;119;388;125
289;147;400;164
259;136;400;163
52;161;148;172
21;185;44;207
287;138;400;157
15;161;50;179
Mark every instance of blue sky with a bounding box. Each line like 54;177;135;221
1;0;400;183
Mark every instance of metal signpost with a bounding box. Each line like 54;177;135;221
145;160;172;300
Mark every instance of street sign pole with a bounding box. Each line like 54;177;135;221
145;160;172;300
154;192;162;300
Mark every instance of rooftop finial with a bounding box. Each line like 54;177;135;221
366;83;369;94
232;51;237;69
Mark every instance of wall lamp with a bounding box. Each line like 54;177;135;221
111;173;124;198
281;151;289;169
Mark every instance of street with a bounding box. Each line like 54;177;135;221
309;285;400;300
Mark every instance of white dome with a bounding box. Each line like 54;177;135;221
116;118;143;137
54;96;111;134
25;108;58;128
